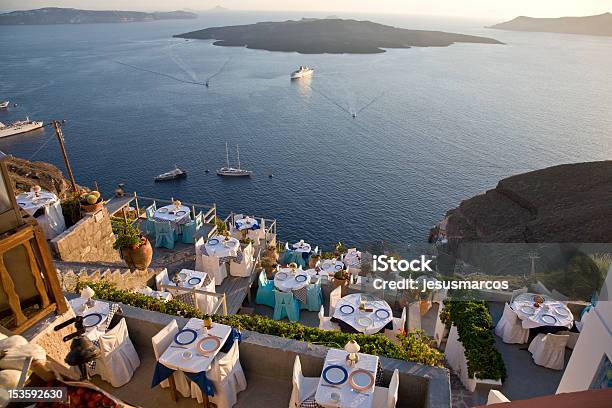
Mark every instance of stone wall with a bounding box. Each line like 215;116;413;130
50;208;122;264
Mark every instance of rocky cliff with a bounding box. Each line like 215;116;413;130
6;156;80;199
442;161;612;243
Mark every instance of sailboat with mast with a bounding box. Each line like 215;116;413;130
217;142;252;177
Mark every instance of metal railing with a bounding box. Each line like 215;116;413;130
159;284;228;316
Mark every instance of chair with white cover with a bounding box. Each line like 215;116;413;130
190;340;247;408
528;333;569;370
407;302;421;332
151;320;191;397
384;308;406;344
94;318;140;387
487;390;511;404
494;303;528;344
155;269;171;291
247;218;266;241
329;286;342;316
372;368;399;408
230;250;254;278
289;355;319;408
318;305;340;331
195;241;228;285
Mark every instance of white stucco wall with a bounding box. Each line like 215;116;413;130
556;265;612;393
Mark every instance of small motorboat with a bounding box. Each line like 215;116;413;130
154;166;187;182
0;101;9;109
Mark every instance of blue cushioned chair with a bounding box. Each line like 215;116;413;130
290;252;307;269
280;250;294;265
273;290;300;322
255;271;275;308
143;203;157;237
181;211;203;244
154;221;176;249
301;278;323;312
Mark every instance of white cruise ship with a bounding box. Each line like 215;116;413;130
0;118;43;139
290;66;314;79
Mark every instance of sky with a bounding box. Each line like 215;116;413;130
1;0;611;19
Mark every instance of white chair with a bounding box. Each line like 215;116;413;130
196;242;228;285
528;333;569;370
329;286;342;316
510;287;528;303
384;307;406;344
494;303;529;344
289;355;319;408
432;288;447;304
486;390;511;404
95;318;140;387
372;368;399;408
557;330;579;350
407;302;421;332
433;301;447;347
247;218;266;241
318;306;340;331
234;213;244;221
151;320;191;397
155;269;171;291
190;340;247;408
285;242;290;251
230;251;254;277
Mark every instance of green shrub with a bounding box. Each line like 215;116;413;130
441;300;506;381
78;281;443;367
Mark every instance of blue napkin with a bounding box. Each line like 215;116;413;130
151;362;175;388
221;327;242;353
185;371;214;396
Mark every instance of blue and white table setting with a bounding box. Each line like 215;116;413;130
343;250;362;271
511;293;573;329
331;294;393;335
137;286;173;302
235;216;260;231
314;348;378;408
292;240;312;253
152;318;234;403
69;296;117;341
205;235;240;258
16;190;66;239
171;269;217;314
154;204;191;226
274;267;311;303
320;259;346;275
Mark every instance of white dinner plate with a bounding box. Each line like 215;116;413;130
520;305;536;315
357;316;373;327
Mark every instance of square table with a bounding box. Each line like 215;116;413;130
69;297;111;341
315;349;378;408
158;318;232;404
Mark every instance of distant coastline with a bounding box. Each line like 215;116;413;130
175;18;503;54
0;7;197;25
489;12;612;37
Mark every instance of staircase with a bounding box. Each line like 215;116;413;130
55;261;164;292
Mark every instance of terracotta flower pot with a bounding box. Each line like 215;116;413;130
121;238;153;270
332;277;349;295
309;256;320;269
420;300;432;316
80;200;103;213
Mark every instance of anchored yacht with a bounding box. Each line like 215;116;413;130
0;101;9;109
0;118;43;139
291;66;314;79
154;166;187;182
217;142;252;177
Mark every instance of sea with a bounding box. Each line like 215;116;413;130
1;11;611;250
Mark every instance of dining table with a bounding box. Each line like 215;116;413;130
235;216;259;231
274;267;311;303
205;235;240;259
155;318;232;404
511;292;574;329
292;241;312;253
331;293;393;335
69;297;113;341
314;348;378;408
320;259;346;275
16;191;66;239
172;269;217;314
153;204;191;227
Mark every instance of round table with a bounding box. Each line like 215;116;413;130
320;259;345;274
332;293;393;335
16;191;66;239
235;217;259;231
153;204;191;226
205;236;240;258
511;293;574;329
292;242;312;253
274;268;310;292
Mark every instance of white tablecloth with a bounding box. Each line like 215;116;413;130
315;349;377;408
235;217;259;231
16;191;66;239
292;242;312;253
274;268;310;292
158;318;231;374
343;251;362;269
171;269;217;314
205;236;240;258
153;205;191;226
332;294;393;335
511;293;574;329
138;288;173;302
320;259;345;274
69;297;110;341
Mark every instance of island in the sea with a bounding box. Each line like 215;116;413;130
174;18;503;54
0;7;197;25
489;12;612;37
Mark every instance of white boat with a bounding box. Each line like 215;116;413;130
0;101;9;109
0;118;43;139
154;166;187;182
217;142;252;177
291;66;314;79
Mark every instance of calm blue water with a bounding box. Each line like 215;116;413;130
1;12;611;249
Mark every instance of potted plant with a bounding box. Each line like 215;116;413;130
321;251;335;260
79;190;103;213
261;257;277;279
265;244;279;261
332;269;350;294
239;237;254;247
334;241;347;257
114;222;152;270
309;253;321;268
215;217;227;235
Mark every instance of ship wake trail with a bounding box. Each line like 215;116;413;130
308;85;352;115
168;43;200;84
112;60;206;86
356;91;385;115
205;57;233;84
